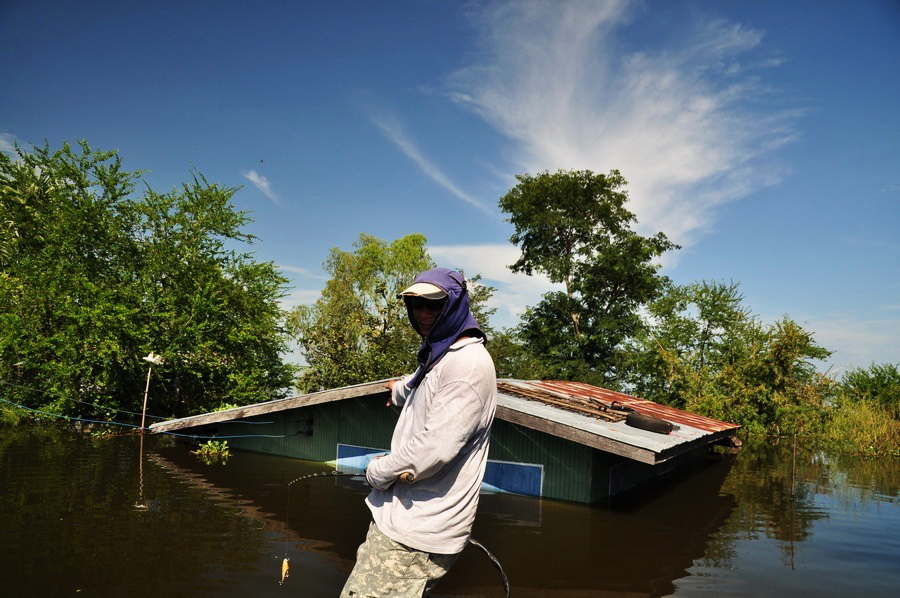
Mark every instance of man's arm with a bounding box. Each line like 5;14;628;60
386;377;411;408
365;379;488;489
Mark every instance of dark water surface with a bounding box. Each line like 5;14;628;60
1;425;897;597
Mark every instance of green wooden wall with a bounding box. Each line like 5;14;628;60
214;395;689;504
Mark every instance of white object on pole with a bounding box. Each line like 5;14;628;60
140;352;163;432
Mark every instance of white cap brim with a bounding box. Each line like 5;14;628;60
398;282;447;300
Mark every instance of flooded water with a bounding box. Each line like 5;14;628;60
1;425;897;597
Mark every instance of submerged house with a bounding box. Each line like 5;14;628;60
150;379;740;504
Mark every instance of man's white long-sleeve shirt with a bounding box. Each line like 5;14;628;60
365;337;497;554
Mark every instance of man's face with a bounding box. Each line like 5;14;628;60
408;297;446;337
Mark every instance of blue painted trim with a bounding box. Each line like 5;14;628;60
335;443;544;497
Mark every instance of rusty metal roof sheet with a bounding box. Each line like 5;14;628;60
496;381;627;423
510;380;738;434
494;379;740;465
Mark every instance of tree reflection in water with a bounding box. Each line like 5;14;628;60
1;426;898;597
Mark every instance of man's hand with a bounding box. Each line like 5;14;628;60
385;379;397;406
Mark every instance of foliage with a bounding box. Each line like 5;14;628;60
488;329;545;380
818;362;900;456
289;234;499;392
289;233;435;392
0;141;297;419
0;402;26;426
499;169;678;385
624;281;834;434
839;362;900;419
192;439;231;464
822;398;900;458
88;424;121;439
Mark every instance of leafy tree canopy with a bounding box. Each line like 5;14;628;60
0;141;297;420
623;280;834;434
499;169;678;384
289;233;434;392
289;233;497;392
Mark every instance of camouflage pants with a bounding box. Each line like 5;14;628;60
340;522;460;597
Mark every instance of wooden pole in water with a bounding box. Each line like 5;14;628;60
791;433;797;498
140;366;152;433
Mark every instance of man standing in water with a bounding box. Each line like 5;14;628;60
341;267;497;597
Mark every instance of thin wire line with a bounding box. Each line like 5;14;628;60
0;379;170;419
0;397;286;439
0;379;274;426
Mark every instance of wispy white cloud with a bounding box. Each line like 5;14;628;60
276;265;328;314
280;288;323;311
276;264;329;280
242;169;280;204
371;114;494;215
429;243;560;329
0;133;16;155
801;315;900;372
448;0;797;248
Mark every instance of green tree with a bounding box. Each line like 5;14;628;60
840;363;900;419
487;329;545;380
0;141;296;419
623;280;754;406
499;169;678;385
624;281;833;434
289;234;499;392
289;234;435;392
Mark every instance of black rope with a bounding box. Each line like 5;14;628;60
468;537;511;597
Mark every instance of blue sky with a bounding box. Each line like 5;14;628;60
2;0;898;373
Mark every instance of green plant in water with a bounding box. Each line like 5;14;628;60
88;424;119;439
0;403;26;426
193;439;231;465
823;398;900;458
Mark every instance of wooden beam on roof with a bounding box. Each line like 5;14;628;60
149;380;391;434
496;405;659;465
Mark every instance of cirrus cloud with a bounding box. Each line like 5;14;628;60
242;169;280;204
448;0;797;248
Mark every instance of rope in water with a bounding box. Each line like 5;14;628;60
288;470;511;597
468;538;511;597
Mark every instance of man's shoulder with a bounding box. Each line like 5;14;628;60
439;338;495;375
447;337;490;357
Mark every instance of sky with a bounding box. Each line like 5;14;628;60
2;0;898;374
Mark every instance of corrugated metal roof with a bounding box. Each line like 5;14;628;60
150;378;740;466
493;379;740;465
507;380;738;434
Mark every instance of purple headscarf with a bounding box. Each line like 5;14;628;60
404;268;485;389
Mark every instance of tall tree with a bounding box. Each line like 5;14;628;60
289;234;498;392
499;169;678;385
623;281;833;433
0;141;296;419
289;234;435;392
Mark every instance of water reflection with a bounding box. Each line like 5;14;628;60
147;443;739;597
1;426;898;597
678;438;900;597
